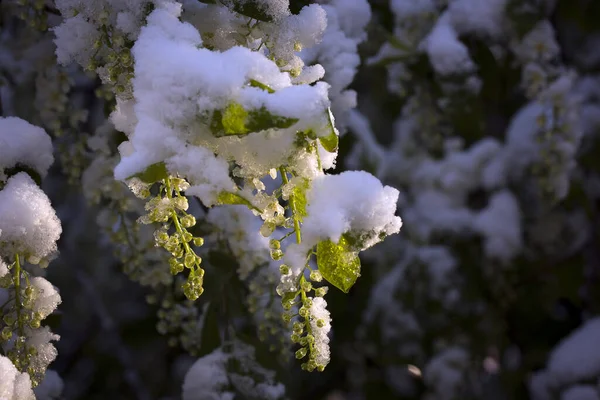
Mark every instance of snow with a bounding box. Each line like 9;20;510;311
547;318;600;387
448;0;508;38
31;277;62;319
309;296;332;367
114;6;334;183
420;13;475;76
0;173;62;261
302;171;402;250
0;117;54;182
473;190;522;262
0;355;35;400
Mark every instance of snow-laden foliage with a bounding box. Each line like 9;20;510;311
0;117;62;395
2;0;600;398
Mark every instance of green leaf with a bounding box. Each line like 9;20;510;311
247;107;298;132
249;79;275;93
281;291;297;306
222;102;249;135
128;162;168;184
210;102;298;137
217;191;253;207
319;108;339;153
292;178;309;219
316;235;361;293
216;191;262;213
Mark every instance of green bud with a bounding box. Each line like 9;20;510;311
279;264;290;275
305;334;315;345
1;327;12;341
269;239;281;249
156;231;169;243
181;214;196;228
173;248;184;259
3;314;15;326
302;297;313;308
29;319;41;329
260;221;276;237
316;319;325;328
293;322;304;334
290;333;301;343
120;51;131;65
295;347;308;359
309;270;323;282
299;307;308;318
170;263;182;275
193;237;205;247
301;281;312;292
167;236;179;247
182;231;193;242
173;197;189;211
314;287;328;297
184;253;196;268
270;249;283;261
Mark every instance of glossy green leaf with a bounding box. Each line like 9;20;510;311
316;235;361;293
281;291;297;306
247;107;298;132
216;191;262;213
128;162;168;184
217;191;252;207
222;102;249;135
292;178;309;219
319;108;339;153
210;102;298;137
249;79;275;93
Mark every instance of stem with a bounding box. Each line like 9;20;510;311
165;179;200;273
279;230;294;242
13;254;24;336
279;167;301;244
278;169;316;357
299;274;315;356
315;143;322;171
